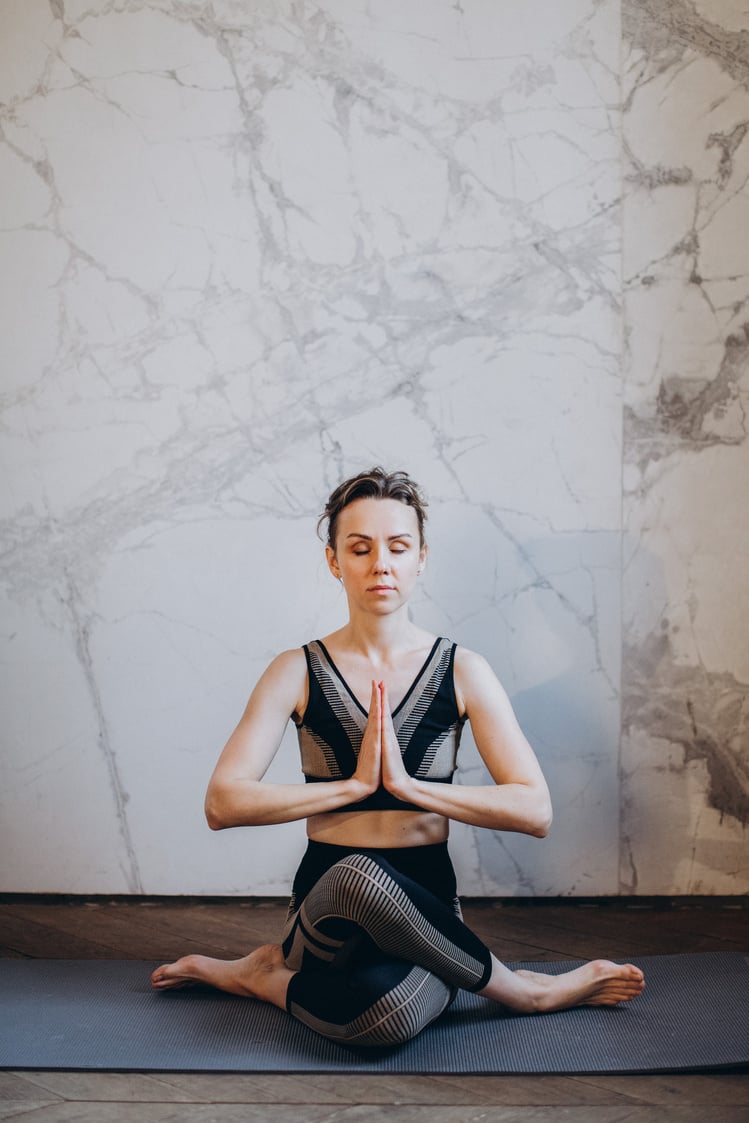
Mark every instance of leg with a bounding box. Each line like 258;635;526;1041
275;849;483;1045
152;848;645;1038
283;851;493;990
284;853;644;1022
478;958;646;1013
286;956;454;1046
151;944;294;1010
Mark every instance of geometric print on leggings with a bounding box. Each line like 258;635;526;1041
287;962;455;1047
284;853;491;991
281;852;494;1045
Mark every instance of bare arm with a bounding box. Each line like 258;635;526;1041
380;649;552;837
205;651;382;829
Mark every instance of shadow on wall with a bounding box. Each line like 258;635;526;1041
621;534;749;894
419;514;623;895
427;513;748;895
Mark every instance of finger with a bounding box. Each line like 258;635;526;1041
378;681;387;748
380;682;397;733
370;680;382;729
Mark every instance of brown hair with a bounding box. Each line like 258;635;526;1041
319;467;428;551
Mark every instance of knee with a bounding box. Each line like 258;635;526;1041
318;854;389;918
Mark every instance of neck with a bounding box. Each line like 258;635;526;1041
342;606;419;662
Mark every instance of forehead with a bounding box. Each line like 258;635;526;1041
337;497;419;537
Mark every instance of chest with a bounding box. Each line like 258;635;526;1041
300;637;462;784
330;656;434;713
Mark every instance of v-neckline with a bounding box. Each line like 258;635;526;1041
316;637;442;719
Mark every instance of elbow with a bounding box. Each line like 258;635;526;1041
204;785;231;831
204;802;226;831
205;777;262;830
531;799;553;839
531;818;551;839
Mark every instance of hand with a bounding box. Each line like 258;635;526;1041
379;681;412;800
351;680;383;797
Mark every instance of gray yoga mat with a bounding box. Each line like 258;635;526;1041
1;952;747;1074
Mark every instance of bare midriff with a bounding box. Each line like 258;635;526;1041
307;809;449;849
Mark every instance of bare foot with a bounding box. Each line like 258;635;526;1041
514;960;645;1012
480;957;645;1014
150;944;294;1009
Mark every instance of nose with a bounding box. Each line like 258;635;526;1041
372;546;390;573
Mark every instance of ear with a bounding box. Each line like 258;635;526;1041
325;544;341;580
418;543;428;574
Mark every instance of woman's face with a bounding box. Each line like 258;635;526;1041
326;497;426;615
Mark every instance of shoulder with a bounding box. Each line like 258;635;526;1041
263;646;308;679
253;647;309;717
452;645;509;716
453;644;493;677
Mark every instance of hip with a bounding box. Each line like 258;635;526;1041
287;837;459;919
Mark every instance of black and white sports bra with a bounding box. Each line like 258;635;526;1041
296;637;465;812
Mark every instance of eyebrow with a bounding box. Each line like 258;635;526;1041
345;533;414;541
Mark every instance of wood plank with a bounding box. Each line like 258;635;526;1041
3;903;282;960
0;1104;349;1122
0;1074;63;1104
461;905;746;959
0;1106;61;1121
572;1073;749;1105
472;903;749;951
150;1072;638;1106
15;1072;197;1104
0;910;132;960
112;901;285;952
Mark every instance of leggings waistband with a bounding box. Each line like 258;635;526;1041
289;839;457;913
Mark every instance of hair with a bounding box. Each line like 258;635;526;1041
318;467;428;551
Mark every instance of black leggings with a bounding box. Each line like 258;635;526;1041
281;841;493;1047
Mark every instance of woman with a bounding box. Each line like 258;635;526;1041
152;467;644;1045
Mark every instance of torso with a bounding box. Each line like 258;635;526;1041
307;808;449;848
294;629;464;849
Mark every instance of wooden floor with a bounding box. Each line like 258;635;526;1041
1;897;747;1121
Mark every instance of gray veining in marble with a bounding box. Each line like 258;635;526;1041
621;0;749;893
0;0;747;895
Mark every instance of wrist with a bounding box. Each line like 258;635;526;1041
346;775;379;802
383;771;415;802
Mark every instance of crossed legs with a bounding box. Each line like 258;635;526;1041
151;852;645;1040
150;945;645;1014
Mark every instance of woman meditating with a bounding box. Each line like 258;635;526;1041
152;467;644;1046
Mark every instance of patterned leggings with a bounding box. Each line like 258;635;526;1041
281;841;493;1047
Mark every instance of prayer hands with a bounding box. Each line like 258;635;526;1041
352;680;384;796
352;681;410;800
379;681;410;798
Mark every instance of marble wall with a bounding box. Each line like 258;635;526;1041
0;0;746;895
621;0;749;893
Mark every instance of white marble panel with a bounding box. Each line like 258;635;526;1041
1;0;623;895
621;0;749;893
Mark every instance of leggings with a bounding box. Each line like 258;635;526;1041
280;841;493;1047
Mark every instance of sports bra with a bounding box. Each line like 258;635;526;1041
296;637;465;812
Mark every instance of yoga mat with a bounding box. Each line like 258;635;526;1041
1;953;747;1075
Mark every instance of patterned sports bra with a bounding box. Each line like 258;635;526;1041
296;637;465;812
